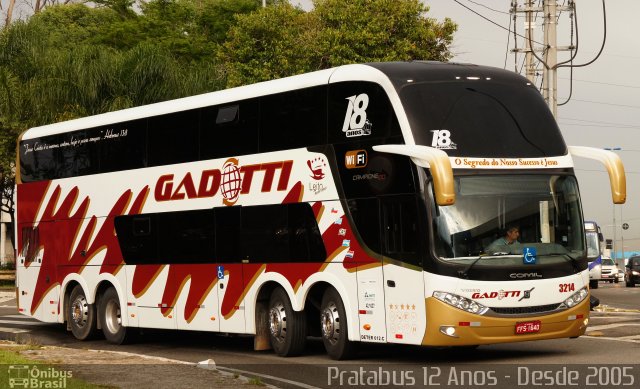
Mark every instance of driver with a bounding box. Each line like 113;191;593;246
486;225;520;253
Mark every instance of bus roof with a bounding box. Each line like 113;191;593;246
21;61;522;141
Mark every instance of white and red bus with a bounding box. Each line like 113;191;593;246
15;62;625;359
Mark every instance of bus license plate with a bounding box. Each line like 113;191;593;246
515;320;541;334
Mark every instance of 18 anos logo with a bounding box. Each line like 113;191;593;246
342;94;372;138
430;129;457;150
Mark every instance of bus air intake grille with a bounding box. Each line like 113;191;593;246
489;303;561;316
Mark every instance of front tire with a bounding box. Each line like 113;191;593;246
589;280;599;289
99;287;132;344
68;285;97;340
321;287;357;360
268;287;306;357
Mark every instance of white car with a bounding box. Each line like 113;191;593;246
616;268;625;283
600;257;620;283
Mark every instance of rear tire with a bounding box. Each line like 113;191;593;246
99;287;133;344
321;287;357;360
268;287;306;357
68;285;98;340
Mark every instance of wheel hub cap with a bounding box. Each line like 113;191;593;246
269;302;286;341
104;300;121;335
321;302;340;344
71;297;88;327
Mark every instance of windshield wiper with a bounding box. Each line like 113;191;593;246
457;253;511;279
545;252;580;272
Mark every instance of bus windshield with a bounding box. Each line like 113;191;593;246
429;174;585;268
585;231;600;259
401;80;566;158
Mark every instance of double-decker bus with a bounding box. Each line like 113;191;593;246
584;221;604;289
15;62;626;359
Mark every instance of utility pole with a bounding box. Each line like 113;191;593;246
524;0;535;83
511;1;573;117
543;0;558;117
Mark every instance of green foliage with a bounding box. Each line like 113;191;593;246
314;0;456;65
220;0;457;86
219;3;323;87
94;0;137;19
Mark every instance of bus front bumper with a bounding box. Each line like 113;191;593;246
422;297;590;346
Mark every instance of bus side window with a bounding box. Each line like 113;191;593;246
215;206;241;262
288;203;327;262
21;226;40;263
328;81;401;144
380;195;420;267
260;87;327;152
347;198;381;255
148;110;199;166
157;210;215;264
239;203;326;262
241;205;290;261
201;99;260;160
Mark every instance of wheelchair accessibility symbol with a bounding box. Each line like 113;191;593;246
523;247;537;265
217;266;225;280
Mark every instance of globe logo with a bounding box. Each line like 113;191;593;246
221;158;242;206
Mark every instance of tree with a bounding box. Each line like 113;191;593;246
219;2;322;87
314;0;457;65
0;3;231;229
220;0;457;86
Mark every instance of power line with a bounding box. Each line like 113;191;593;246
558;98;640;110
559;117;640;128
560;123;640;130
452;0;543;45
574;169;640;175
560;77;640;90
465;0;510;15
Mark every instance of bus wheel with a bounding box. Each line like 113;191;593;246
321;288;356;360
589;280;598;289
268;287;306;357
68;285;97;340
99;287;131;344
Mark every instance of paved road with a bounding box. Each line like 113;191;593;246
1;284;639;389
591;280;640;310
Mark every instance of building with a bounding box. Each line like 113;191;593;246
1;203;14;267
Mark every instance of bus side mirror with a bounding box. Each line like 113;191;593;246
372;144;455;206
568;146;626;204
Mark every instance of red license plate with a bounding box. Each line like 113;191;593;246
515;320;541;334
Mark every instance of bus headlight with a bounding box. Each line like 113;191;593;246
433;291;489;315
562;287;589;308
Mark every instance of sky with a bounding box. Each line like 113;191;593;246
294;0;640;257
